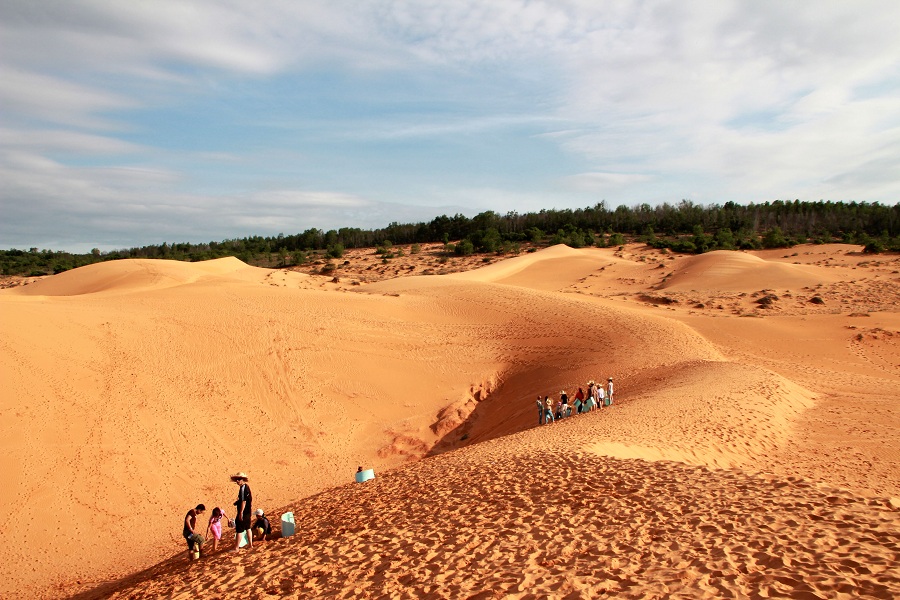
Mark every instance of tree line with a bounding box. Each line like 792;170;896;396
3;200;899;276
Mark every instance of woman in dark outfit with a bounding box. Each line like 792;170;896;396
231;471;252;550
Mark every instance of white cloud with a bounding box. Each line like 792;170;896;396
1;1;411;75
0;67;136;129
1;0;899;251
565;172;653;192
250;190;369;209
543;1;900;202
0;127;143;155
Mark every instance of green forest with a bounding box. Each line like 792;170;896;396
3;200;899;277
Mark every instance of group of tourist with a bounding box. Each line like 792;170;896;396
180;380;615;560
182;471;272;561
537;378;614;425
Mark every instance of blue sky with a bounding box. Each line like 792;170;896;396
1;1;899;252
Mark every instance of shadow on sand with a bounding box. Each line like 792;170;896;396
426;373;539;458
68;551;188;600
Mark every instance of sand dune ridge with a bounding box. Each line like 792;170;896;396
9;257;254;297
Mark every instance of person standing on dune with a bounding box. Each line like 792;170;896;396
183;504;206;561
205;507;227;553
543;396;554;424
583;382;595;412
231;472;253;550
536;396;545;425
606;378;614;406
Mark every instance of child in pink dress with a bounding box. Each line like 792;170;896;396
205;507;227;552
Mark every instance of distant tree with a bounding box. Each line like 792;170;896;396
470;227;502;252
692;225;714;253
327;244;345;259
863;240;884;254
762;227;791;249
568;230;586;248
3;200;899;276
454;239;474;256
714;228;735;250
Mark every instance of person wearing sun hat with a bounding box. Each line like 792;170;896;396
585;381;596;412
230;472;253;550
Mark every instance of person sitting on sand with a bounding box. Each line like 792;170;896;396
183;504;206;561
231;471;253;550
253;509;272;541
205;507;227;552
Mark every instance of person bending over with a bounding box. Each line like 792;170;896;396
183;504;206;560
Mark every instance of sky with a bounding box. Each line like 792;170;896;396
1;1;899;253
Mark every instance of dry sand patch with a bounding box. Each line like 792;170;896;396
2;243;899;599
90;419;900;599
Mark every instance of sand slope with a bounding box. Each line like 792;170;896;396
660;250;840;292
8;257;261;297
99;422;900;600
2;244;899;599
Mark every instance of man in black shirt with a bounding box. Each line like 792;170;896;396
231;472;253;550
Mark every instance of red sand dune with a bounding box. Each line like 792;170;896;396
1;244;898;599
659;250;841;292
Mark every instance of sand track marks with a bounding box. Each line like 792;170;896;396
101;436;900;599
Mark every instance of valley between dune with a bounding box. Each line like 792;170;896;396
1;243;898;599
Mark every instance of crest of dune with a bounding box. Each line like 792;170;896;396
448;244;632;291
660;250;839;292
8;257;255;297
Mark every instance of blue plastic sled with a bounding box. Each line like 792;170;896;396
237;530;250;548
281;512;295;538
355;469;375;483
